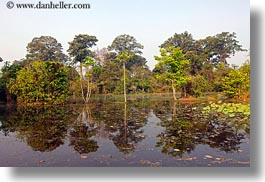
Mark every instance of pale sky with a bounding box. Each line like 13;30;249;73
0;0;250;69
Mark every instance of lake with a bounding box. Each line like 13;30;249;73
0;96;250;167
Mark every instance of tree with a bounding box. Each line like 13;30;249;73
7;61;69;105
222;60;250;99
0;57;3;63
189;75;209;97
26;36;68;62
160;31;246;69
154;46;190;100
116;51;134;102
109;34;144;101
108;34;146;70
93;48;110;66
0;60;24;102
202;32;246;66
108;34;144;54
126;54;147;70
129;66;151;92
97;61;123;94
213;63;233;92
83;56;96;102
160;31;195;54
67;34;98;103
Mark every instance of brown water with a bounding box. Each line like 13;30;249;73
0;98;250;167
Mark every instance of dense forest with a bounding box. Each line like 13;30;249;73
0;31;250;105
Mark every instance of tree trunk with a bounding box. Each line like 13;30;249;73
85;77;92;104
79;64;86;103
183;86;187;98
172;81;177;101
124;103;127;140
173;101;177;119
123;62;127;103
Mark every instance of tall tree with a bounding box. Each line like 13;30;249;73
108;34;144;54
67;34;98;103
160;31;246;69
126;55;147;70
109;34;144;101
26;36;67;62
202;32;246;66
83;56;96;102
116;51;133;103
108;34;146;70
160;31;195;54
154;46;190;100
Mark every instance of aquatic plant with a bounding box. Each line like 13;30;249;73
201;102;250;118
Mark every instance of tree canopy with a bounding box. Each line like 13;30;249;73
26;36;68;63
108;34;144;55
154;46;190;100
203;32;246;66
7;61;70;105
0;31;249;104
161;31;246;67
160;31;195;54
68;34;98;64
67;34;98;103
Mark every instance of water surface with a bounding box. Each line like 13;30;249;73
0;98;250;167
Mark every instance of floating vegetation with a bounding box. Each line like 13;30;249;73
201;102;250;118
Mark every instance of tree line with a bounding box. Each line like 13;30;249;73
0;31;250;105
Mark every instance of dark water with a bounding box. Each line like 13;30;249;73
0;98;250;167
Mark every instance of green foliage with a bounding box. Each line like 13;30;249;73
202;102;250;118
160;31;195;54
190;75;209;97
68;34;98;64
108;34;144;55
83;56;96;67
0;32;249;104
26;36;68;63
213;63;232;92
7;61;70;105
0;61;24;102
97;61;123;94
161;31;246;68
154;46;190;89
116;51;134;63
184;50;204;75
67;34;98;103
222;61;250;99
126;54;147;70
83;56;96;78
201;32;246;66
129;66;151;92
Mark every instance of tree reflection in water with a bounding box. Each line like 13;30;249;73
0;99;249;160
154;101;249;157
68;105;98;154
110;103;147;154
88;102;148;154
0;106;79;152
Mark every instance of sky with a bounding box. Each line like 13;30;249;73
0;0;250;69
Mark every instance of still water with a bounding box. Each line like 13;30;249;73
0;97;250;167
